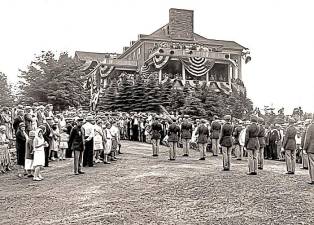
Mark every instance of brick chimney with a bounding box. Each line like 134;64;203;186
168;8;194;40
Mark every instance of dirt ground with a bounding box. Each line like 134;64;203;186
0;141;313;225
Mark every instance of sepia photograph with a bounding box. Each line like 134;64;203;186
0;0;314;224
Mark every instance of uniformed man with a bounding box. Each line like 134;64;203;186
283;118;297;175
257;117;266;170
167;117;180;161
220;115;233;171
151;116;162;157
233;120;244;160
301;119;311;169
196;119;209;160
245;116;260;175
82;115;95;167
68;118;85;175
210;116;221;156
181;115;193;157
304;118;314;184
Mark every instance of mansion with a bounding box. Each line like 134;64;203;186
75;8;251;98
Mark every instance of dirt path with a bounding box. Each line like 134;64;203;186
0;141;313;225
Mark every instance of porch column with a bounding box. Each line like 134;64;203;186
182;63;186;85
228;64;232;89
206;71;209;83
158;69;162;83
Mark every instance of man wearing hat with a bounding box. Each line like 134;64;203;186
257;117;266;169
245;116;260;175
42;117;53;167
181;115;193;157
301;119;311;169
167;117;180;160
82;115;95;167
13;110;24;134
131;114;140;141
68;118;85;175
304;118;314;184
220;115;233;170
210;116;221;156
195;119;210;160
151;116;162;157
24;106;33;135
283;118;297;174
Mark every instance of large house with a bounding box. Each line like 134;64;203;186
75;8;250;101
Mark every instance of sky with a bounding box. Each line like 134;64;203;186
0;0;313;113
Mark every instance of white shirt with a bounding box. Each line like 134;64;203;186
110;126;119;137
82;122;95;141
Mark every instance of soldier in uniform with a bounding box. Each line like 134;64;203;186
68;118;85;175
304;118;314;184
257;117;266;170
181;115;193;157
245;116;260;175
210;116;221;156
283;118;297;174
150;116;162;157
233;120;243;160
220;115;233;171
167;118;180;161
195;119;209;160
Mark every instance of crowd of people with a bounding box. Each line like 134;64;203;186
0;104;314;185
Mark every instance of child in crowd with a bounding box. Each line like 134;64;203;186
50;124;60;161
0;125;11;173
103;122;112;164
33;129;48;181
59;128;69;160
25;130;35;177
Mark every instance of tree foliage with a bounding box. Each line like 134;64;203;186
18;51;89;110
0;72;14;107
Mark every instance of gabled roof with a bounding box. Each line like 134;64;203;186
75;51;120;62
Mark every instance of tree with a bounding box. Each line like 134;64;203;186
98;79;118;111
132;78;146;112
145;79;161;112
115;79;134;112
0;72;14;107
18;51;88;110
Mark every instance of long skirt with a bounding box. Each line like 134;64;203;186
104;139;112;155
0;144;11;168
83;138;94;167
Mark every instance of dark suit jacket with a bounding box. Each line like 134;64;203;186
181;122;193;139
245;123;260;150
68;126;84;152
258;125;266;148
283;125;297;150
168;124;180;142
151;122;162;140
210;121;221;139
196;125;209;144
220;123;233;147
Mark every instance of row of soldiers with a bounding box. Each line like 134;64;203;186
150;114;314;184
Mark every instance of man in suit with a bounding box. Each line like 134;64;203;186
245;116;260;175
283;118;297;174
196;119;209;160
168;118;180;161
258;117;266;170
268;124;280;160
220;115;233;171
68;118;85;175
181;115;193;157
304;118;314;184
151;116;162;157
42;117;53;167
210;116;221;156
82;115;95;167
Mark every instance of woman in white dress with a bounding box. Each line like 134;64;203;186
33;129;48;181
93;120;104;163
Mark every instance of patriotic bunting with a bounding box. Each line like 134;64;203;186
153;55;170;69
181;57;215;77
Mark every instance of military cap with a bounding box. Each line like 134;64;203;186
288;118;295;124
46;117;53;120
258;117;265;123
250;116;258;123
85;115;94;121
77;118;84;122
1;107;9;112
200;119;207;123
183;115;190;119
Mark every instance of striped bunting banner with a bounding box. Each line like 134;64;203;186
153;55;170;69
181;57;215;77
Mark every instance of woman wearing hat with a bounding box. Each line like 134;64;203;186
33;129;49;181
16;122;28;178
0;125;12;173
94;120;104;163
